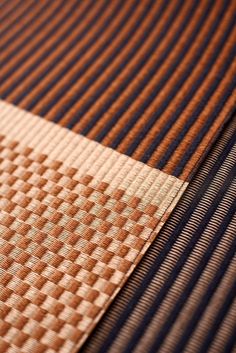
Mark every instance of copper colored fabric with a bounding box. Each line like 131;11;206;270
0;101;186;352
1;0;235;180
81;117;236;353
0;1;235;352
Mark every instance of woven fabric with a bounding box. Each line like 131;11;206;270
0;101;185;352
1;0;235;180
0;1;235;352
81;117;236;353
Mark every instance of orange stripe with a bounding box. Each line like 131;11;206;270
0;1;234;182
135;2;234;164
56;0;166;128
1;1;57;60
0;0;21;21
70;0;173;133
7;0;114;109
2;0;101;101
75;0;181;136
147;34;235;168
163;63;235;178
37;0;137;121
180;89;235;180
1;0;35;33
98;0;208;147
114;1;224;154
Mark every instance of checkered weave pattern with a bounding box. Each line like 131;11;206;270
0;1;235;351
0;101;185;352
81;117;236;353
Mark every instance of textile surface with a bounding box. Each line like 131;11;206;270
0;101;185;352
1;0;235;180
81;117;236;353
0;0;235;352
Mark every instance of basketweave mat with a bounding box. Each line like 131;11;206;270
0;101;186;352
0;0;235;352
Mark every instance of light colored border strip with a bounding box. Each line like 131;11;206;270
0;100;187;214
0;100;188;352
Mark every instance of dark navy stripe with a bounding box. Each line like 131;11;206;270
0;0;26;24
0;0;37;37
195;281;236;353
200;281;236;353
91;129;236;353
0;1;52;52
123;1;231;157
1;0;96;97
150;200;236;353
19;0;125;111
155;39;235;170
142;13;235;166
220;321;236;353
65;0;172;131
41;0;143;120
172;77;236;177
0;2;63;58
104;0;216;150
122;163;236;353
91;0;199;142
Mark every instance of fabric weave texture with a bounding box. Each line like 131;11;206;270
81;116;236;353
0;0;235;352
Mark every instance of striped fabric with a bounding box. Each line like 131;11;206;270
0;1;235;352
0;101;186;352
81;117;236;353
1;0;235;180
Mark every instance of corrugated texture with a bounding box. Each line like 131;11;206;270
0;101;185;353
81;116;236;353
1;1;235;351
1;0;235;179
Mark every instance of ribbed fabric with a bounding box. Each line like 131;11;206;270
0;1;236;352
1;0;235;180
80;116;236;353
0;101;186;353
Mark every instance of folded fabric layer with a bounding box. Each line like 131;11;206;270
81;117;236;353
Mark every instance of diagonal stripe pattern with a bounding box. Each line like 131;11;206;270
0;101;185;352
0;0;235;180
81;117;236;353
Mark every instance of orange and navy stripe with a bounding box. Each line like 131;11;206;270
1;0;235;180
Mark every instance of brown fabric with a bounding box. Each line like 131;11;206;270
81;117;236;353
0;101;185;352
1;0;235;180
0;1;235;351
